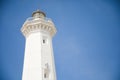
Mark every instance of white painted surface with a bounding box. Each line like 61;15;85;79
22;32;42;80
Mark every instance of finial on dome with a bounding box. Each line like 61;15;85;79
32;9;46;18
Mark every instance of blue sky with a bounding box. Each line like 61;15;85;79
0;0;120;80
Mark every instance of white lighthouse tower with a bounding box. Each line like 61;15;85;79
21;10;57;80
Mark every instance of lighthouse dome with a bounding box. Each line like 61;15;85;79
32;9;46;19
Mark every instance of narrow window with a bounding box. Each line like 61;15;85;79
44;63;49;79
42;36;48;45
44;73;47;78
43;39;46;44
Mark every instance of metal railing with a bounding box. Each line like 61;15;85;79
26;17;53;23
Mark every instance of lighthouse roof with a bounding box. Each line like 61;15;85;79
32;9;46;17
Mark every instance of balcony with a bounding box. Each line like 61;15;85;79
24;17;54;25
21;17;56;37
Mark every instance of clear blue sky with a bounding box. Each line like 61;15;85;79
0;0;120;80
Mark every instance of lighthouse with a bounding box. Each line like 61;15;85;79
21;10;57;80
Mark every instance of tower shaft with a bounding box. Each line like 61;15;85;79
21;10;57;80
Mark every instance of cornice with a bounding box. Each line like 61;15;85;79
21;18;57;38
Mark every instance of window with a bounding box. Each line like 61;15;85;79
43;39;46;44
42;36;48;45
44;63;49;79
44;73;47;78
44;71;49;79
